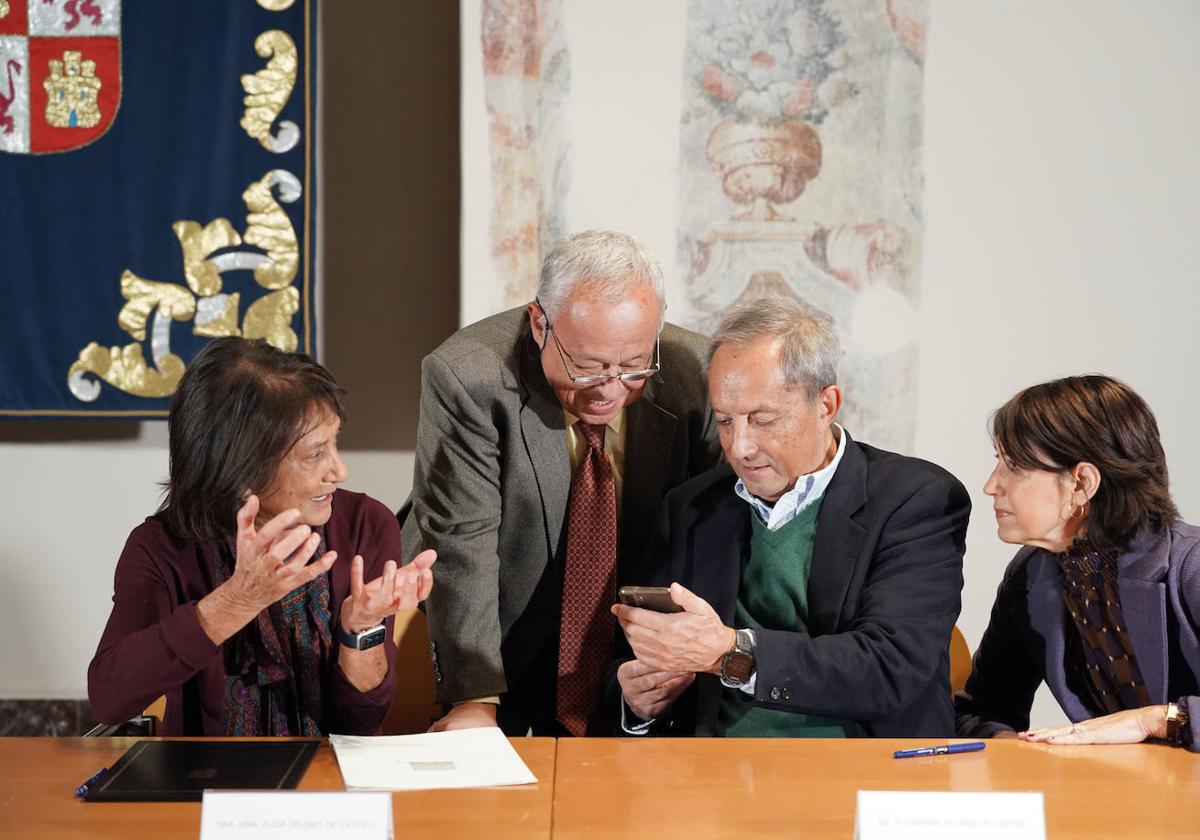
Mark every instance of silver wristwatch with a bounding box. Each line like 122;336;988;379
719;628;756;687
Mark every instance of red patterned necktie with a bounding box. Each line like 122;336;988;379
556;421;618;737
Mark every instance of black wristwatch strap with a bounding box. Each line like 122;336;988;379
337;621;387;651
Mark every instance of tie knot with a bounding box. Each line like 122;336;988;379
578;422;606;450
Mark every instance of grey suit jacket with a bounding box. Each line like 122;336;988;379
955;522;1200;751
401;307;720;704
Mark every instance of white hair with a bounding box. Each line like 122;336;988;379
536;230;666;329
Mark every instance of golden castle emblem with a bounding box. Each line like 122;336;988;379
44;50;102;128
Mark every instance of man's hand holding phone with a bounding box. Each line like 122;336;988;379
612;582;735;675
617;585;684;613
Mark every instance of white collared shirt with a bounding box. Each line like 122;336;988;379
733;424;847;530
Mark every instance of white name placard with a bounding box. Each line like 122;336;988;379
200;791;392;840
855;790;1045;840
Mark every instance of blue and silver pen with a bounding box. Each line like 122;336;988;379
893;741;986;759
74;767;109;797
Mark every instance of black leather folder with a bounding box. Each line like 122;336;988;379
82;740;320;802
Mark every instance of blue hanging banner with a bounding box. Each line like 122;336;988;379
0;0;317;418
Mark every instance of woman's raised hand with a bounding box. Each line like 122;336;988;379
340;549;436;632
228;494;338;611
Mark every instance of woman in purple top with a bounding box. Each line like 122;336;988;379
88;338;436;736
956;375;1198;751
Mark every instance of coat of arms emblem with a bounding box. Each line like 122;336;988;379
0;0;120;154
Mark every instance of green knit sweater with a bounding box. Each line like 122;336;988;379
718;500;857;737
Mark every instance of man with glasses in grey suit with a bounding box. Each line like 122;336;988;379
401;230;720;736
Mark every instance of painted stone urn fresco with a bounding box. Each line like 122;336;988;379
678;0;928;452
693;0;845;220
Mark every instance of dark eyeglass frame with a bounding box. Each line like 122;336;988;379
534;298;661;386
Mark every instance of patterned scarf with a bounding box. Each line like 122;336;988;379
1055;538;1152;717
215;529;334;736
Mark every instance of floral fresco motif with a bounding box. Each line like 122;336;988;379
480;0;570;309
690;0;846;126
678;0;927;452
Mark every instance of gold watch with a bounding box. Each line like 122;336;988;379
1166;702;1190;747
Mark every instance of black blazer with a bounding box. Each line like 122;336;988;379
614;433;970;737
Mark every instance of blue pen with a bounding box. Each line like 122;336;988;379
74;767;109;797
893;741;986;759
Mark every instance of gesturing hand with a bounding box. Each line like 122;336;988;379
227;495;338;612
340;548;437;633
611;582;735;675
618;658;694;722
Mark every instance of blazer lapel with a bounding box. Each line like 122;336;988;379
1116;529;1171;703
808;436;867;636
518;337;572;562
687;482;749;736
1024;554;1093;721
621;383;678;577
688;486;749;621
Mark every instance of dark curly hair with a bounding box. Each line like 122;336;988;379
991;374;1178;554
159;337;346;542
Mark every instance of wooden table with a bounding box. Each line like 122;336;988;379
2;736;1197;837
552;737;1200;839
0;737;557;839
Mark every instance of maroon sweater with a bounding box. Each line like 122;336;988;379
88;489;401;736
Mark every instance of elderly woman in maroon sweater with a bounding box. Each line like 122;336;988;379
88;338;435;736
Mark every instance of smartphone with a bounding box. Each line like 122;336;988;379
617;585;683;613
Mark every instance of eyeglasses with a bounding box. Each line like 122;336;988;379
535;299;661;386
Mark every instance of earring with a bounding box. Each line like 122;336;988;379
1070;503;1086;521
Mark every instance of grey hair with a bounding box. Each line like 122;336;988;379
536;230;666;329
708;296;840;400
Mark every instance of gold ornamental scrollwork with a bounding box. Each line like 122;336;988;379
0;2;10;20
64;4;307;408
240;30;299;153
243;170;300;290
193;293;242;338
68;170;304;402
69;343;186;401
116;272;197;340
67;273;197;400
173;218;242;296
243;287;300;352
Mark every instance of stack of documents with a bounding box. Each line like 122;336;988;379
330;727;537;791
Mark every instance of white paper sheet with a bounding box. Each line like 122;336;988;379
330;727;538;792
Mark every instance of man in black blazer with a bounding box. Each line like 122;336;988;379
402;231;720;736
611;296;969;737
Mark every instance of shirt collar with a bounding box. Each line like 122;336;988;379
734;423;847;531
564;407;625;436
